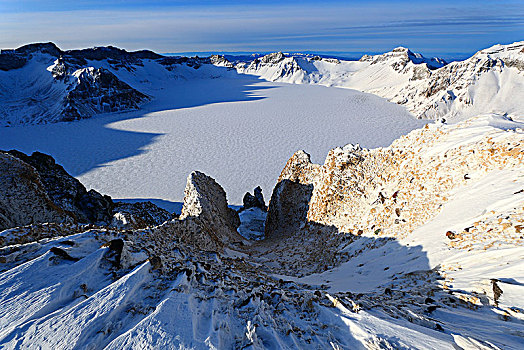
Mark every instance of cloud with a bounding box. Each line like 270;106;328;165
0;1;522;56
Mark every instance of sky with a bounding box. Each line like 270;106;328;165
1;0;523;59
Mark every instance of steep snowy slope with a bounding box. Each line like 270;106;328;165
237;42;524;121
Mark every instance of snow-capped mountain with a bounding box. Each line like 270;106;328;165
2;42;523;126
0;43;234;126
236;42;524;121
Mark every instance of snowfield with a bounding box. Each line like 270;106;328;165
0;75;425;207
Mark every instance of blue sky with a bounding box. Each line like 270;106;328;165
1;0;523;59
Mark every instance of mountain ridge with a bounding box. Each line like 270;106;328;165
2;41;523;126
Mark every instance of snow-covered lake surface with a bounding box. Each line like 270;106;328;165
0;76;426;208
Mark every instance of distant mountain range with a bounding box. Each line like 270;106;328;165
1;41;523;126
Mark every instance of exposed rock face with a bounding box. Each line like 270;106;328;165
112;201;174;229
0;53;27;71
15;42;62;57
360;42;524;119
265;151;319;240
260;52;285;64
153;171;243;252
209;55;234;68
180;171;241;241
238;52;307;82
242;186;267;211
5;150;114;225
265;115;524;240
61;67;149;122
0;153;72;231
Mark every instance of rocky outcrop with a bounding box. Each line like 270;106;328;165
112;201;174;229
180;171;241;244
0;152;73;231
151;171;243;252
0;53;27;71
242;186;267;211
260;52;285;64
362;46;447;70
359;42;524;120
265;115;524;240
61;67;149;122
4;150;114;226
0;150;113;227
209;55;234;68
265;151;319;240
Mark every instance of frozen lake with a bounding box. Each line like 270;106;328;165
0;76;426;208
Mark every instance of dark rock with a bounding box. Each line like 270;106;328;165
242;186;267;211
426;305;438;313
15;42;62;57
0;152;73;231
50;247;78;261
100;238;125;268
112;201;174;229
5;150;114;225
61;67;150;122
491;279;503;305
65;46;163;62
0;53;27;71
149;256;163;270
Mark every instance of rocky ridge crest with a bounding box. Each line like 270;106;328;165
266;114;523;242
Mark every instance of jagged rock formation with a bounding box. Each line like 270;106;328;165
0;152;72;231
5;150;114;225
237;52;307;82
360;46;447;70
265;151;318;240
242;186;267;211
209;54;234;68
266;114;523;240
169;171;242;251
60;67;149;121
0;149;185;232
